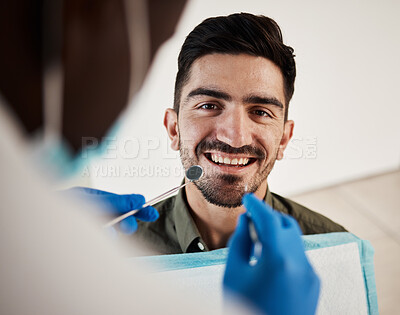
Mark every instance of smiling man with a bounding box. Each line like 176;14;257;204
132;13;346;254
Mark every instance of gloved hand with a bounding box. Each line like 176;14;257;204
67;187;159;234
223;193;320;315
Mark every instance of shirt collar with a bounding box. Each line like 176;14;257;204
265;184;273;207
172;186;206;253
171;183;273;253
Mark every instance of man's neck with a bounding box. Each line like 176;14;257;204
185;181;268;250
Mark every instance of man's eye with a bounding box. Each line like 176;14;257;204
199;103;218;110
252;109;271;117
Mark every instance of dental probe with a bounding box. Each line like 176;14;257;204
244;185;262;259
104;165;204;228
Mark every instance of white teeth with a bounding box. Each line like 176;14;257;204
209;154;251;166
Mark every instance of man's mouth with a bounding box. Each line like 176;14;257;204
204;153;257;167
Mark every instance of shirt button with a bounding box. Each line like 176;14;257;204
198;242;205;251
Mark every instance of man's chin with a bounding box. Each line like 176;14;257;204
201;193;244;208
195;180;246;208
216;173;243;185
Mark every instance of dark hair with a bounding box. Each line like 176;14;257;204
174;13;296;120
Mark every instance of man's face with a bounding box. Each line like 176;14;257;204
165;53;294;207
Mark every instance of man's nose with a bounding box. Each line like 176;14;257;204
215;106;252;148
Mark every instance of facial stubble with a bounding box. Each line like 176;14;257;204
179;139;279;208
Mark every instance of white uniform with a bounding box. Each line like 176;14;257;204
0;104;245;314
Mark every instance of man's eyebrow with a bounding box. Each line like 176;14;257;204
244;95;284;109
185;88;232;102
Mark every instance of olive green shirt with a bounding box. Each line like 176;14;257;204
133;186;346;255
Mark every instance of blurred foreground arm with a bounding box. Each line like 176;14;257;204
224;193;320;315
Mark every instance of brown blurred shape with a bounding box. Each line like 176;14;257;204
0;0;187;152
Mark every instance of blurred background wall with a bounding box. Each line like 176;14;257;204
78;0;400;199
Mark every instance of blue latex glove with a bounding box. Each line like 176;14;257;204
224;193;320;315
68;187;159;234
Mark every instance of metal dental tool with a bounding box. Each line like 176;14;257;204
244;184;262;260
104;165;204;228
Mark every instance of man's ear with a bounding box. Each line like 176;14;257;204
164;108;179;151
277;120;294;160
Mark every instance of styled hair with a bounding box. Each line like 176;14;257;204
173;13;296;120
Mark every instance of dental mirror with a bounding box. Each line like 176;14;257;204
186;165;203;181
104;165;204;228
